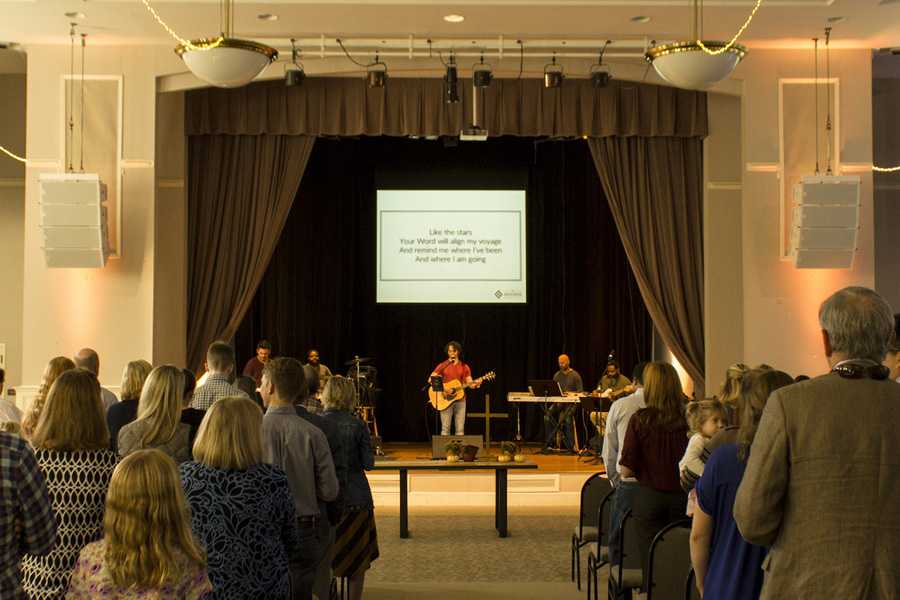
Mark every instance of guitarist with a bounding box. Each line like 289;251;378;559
430;341;481;435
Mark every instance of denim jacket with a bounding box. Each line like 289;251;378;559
322;409;374;510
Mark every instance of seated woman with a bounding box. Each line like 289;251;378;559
21;368;118;599
618;362;690;579
322;376;378;600
67;448;212;598
180;396;299;599
690;368;793;600
118;365;191;463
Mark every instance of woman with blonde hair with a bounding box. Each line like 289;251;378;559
619;362;690;582
117;365;191;463
21;356;76;438
21;368;118;599
717;363;750;425
107;359;152;453
180;396;298;599
322;376;378;600
66;449;212;598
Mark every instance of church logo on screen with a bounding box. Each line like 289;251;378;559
495;290;504;299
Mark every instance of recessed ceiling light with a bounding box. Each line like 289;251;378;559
65;11;86;19
444;14;465;23
631;15;651;23
257;13;278;21
826;16;846;24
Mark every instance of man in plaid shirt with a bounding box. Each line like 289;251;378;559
191;341;250;411
0;431;57;599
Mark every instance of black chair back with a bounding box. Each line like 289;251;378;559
597;488;615;546
620;510;643;571
684;567;702;600
577;473;612;538
646;519;692;600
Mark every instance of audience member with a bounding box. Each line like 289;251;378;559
300;364;323;414
793;374;810;382
260;358;339;600
690;369;792;600
66;449;212;598
21;356;75;439
242;339;273;387
679;399;726;515
883;313;900;382
106;359;152;453
717;363;749;425
601;361;646;564
191;342;249;411
180;368;205;447
618;362;689;580
118;366;191;463
236;375;262;409
735;286;900;599
322;376;378;600
21;368;117;599
306;349;333;392
0;367;23;433
73;348;118;410
0;430;57;600
181;396;299;599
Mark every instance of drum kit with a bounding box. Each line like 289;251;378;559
344;356;382;454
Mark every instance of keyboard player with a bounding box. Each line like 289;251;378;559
542;354;583;453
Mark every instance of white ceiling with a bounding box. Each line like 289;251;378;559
0;0;898;50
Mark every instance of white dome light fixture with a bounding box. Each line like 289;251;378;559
646;0;761;90
142;0;277;88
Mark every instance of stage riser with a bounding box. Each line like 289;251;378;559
367;471;593;508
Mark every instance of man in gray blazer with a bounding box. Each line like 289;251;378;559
734;286;900;599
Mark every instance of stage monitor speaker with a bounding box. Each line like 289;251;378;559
790;175;860;269
39;173;110;268
431;434;483;459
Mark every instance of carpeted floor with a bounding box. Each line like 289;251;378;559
364;508;609;599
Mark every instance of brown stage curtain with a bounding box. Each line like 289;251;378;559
588;137;705;390
186;134;315;373
185;78;707;139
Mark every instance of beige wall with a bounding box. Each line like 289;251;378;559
738;49;874;377
20;46;183;387
0;74;26;387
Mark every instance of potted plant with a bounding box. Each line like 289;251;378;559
461;444;479;462
445;440;462;462
499;441;517;463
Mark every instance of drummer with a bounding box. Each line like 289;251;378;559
306;349;333;391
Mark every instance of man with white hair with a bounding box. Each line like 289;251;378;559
735;286;900;599
73;348;118;410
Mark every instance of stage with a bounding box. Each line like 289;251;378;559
367;443;605;509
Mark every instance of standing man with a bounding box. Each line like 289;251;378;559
191;341;250;411
73;348;118;410
429;341;481;435
306;350;333;391
543;355;583;452
735;287;900;599
260;358;339;600
242;340;273;388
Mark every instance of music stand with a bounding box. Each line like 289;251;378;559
527;380;562;398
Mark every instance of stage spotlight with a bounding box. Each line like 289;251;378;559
285;38;305;87
544;55;564;89
444;58;459;103
473;54;493;88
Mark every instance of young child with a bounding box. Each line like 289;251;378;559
679;399;726;515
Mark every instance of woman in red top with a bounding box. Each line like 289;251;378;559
618;361;689;583
429;341;480;435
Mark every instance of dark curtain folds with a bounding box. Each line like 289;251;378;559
187;134;315;373
235;137;653;442
588;137;705;389
185;78;707;139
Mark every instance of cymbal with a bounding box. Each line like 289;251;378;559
344;357;373;366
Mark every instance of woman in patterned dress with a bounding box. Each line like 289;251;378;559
322;376;379;600
66;448;212;599
21;368;119;599
180;396;299;599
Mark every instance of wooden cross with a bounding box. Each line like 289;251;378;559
468;394;509;448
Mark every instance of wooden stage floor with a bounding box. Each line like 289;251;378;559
376;442;606;474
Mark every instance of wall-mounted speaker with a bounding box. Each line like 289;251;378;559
790;175;861;269
38;173;110;268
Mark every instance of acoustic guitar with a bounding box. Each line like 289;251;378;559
428;371;496;411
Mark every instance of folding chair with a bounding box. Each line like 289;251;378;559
608;509;643;600
570;473;612;590
685;567;702;600
645;519;692;600
585;487;615;600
